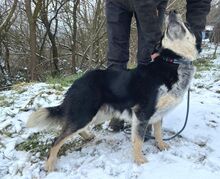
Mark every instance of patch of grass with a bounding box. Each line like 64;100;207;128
16;132;53;159
216;90;220;94
194;72;202;79
0;142;6;149
0;124;14;137
194;57;214;72
17;88;27;94
46;73;83;88
16;132;87;159
12;82;33;91
0;95;12;107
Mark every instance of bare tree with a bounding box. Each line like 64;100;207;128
71;0;80;74
40;0;69;76
24;0;42;81
0;0;18;85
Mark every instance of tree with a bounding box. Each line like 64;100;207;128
24;0;42;81
40;0;69;76
0;0;18;85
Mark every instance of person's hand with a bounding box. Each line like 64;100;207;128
151;53;160;61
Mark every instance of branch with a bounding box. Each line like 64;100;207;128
33;0;43;20
0;0;18;33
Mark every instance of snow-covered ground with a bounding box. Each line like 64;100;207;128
0;46;220;179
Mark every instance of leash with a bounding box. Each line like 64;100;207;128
123;88;191;141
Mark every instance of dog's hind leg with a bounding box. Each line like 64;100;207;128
45;124;77;172
131;110;149;165
153;120;170;151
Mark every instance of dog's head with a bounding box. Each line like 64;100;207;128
161;10;198;61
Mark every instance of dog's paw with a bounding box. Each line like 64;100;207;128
85;133;95;141
79;131;95;141
45;159;56;172
156;141;170;151
134;156;148;165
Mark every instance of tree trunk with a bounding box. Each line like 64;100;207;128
24;0;42;81
29;20;38;81
41;1;60;76
71;0;80;74
2;41;11;76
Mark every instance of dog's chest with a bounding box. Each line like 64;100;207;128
148;85;182;124
148;64;195;124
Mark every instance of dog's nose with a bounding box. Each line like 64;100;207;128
168;10;178;22
169;10;177;15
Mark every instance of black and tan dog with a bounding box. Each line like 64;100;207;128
27;10;198;172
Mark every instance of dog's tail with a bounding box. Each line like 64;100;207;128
26;105;64;130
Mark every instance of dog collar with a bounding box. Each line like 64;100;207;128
162;57;193;65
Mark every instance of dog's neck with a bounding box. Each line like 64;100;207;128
158;49;192;65
161;35;198;61
154;48;195;96
172;62;195;97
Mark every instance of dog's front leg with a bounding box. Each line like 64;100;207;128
131;110;149;165
153;120;170;150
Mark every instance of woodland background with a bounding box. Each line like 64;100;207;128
0;0;219;87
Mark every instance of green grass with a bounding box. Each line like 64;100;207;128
194;57;214;72
16;132;87;159
16;132;54;159
194;73;202;79
46;73;83;87
0;95;13;107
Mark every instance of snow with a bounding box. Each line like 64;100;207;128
205;25;214;31
1;46;220;179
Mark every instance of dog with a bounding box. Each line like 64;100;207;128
27;10;198;172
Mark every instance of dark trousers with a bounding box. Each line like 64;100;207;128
106;0;167;68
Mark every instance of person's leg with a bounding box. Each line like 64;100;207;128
133;0;161;65
106;0;133;70
135;13;152;65
186;0;211;52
